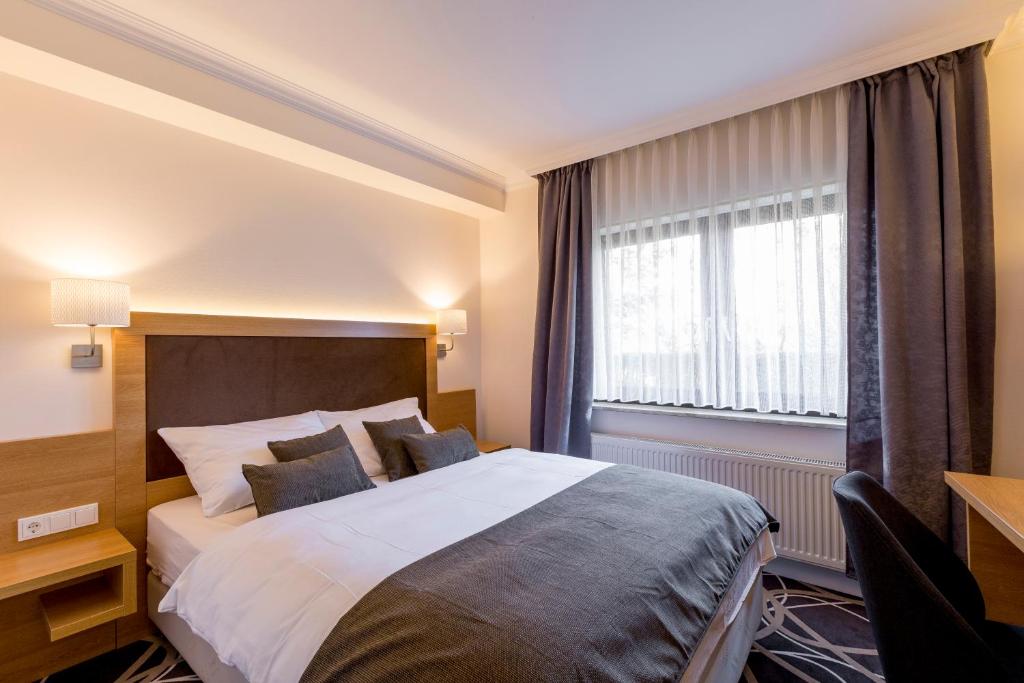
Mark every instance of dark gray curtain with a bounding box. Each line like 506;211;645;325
846;43;995;553
531;161;594;458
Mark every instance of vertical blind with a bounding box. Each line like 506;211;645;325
593;87;849;417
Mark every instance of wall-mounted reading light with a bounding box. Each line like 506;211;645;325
51;278;130;368
436;309;467;359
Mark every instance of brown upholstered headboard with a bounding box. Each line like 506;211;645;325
145;335;427;481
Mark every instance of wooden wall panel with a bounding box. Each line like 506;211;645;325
0;431;116;681
434;389;477;437
124;311;434;339
426;333;440;426
146;476;196;510
111;328;151;644
0;431;114;555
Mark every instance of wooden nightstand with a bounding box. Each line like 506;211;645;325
0;529;136;641
476;440;512;454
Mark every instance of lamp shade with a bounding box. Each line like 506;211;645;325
436;308;468;335
51;278;130;327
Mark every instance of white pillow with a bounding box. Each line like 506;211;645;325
317;397;434;477
158;411;326;517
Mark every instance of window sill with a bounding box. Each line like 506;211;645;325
592;401;846;430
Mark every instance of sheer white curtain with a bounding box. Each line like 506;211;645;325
593;87;848;417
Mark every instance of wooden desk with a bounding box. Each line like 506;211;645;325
945;472;1024;625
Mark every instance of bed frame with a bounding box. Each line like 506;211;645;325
112;311;471;644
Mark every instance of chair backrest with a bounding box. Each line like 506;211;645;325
833;471;1009;682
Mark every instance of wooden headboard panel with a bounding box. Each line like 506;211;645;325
111;311;439;643
145;335;428;482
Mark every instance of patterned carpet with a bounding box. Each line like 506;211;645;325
744;574;883;682
38;573;882;683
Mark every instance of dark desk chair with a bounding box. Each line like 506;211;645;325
833;471;1024;682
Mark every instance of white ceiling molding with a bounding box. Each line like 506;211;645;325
0;32;504;218
28;0;507;192
504;177;539;192
991;6;1024;53
526;3;1019;174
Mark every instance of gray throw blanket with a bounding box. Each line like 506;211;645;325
301;464;776;683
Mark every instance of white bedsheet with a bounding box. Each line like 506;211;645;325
160;450;612;683
147;475;392;585
148;497;255;586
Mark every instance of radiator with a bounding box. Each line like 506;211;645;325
592;433;846;570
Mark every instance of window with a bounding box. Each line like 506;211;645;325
593;88;848;418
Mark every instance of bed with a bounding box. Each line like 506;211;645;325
147;450;775;683
112;313;778;683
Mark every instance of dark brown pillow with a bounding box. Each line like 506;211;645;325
267;425;352;463
363;416;424;481
401;426;479;474
242;445;375;517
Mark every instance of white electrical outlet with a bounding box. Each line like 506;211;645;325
18;514;50;541
17;503;99;542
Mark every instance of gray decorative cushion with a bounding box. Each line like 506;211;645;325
267;425;352;462
363;416;424;481
242;445;375;517
401;426;479;474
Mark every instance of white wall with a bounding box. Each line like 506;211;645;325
478;183;538;447
988;42;1024;478
0;74;481;442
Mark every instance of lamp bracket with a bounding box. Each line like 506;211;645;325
71;344;103;368
437;333;455;358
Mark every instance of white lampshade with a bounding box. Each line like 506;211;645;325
436;308;468;335
51;278;131;327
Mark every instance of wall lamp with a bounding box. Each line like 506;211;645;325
51;278;131;368
436;309;467;359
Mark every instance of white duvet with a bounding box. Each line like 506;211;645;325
160;449;611;683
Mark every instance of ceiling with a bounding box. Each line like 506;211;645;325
43;0;1024;184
